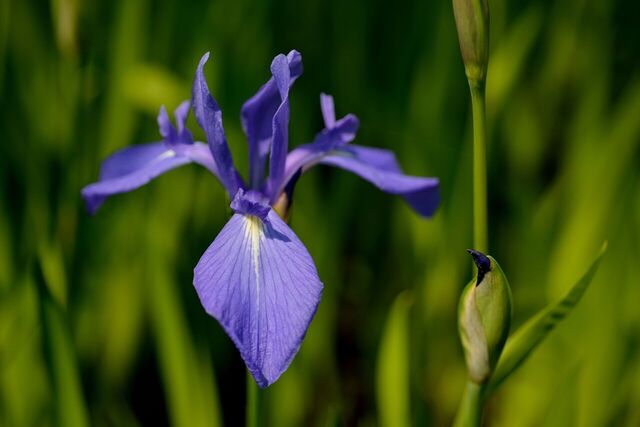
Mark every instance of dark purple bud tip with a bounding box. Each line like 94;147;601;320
467;249;491;285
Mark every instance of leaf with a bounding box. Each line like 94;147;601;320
487;242;608;393
145;215;222;427
39;282;90;427
486;4;543;115
147;263;222;427
376;291;413;427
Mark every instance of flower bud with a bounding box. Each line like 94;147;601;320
458;249;512;384
452;0;490;83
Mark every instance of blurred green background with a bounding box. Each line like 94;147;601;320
1;0;640;425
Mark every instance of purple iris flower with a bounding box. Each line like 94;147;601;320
82;50;439;387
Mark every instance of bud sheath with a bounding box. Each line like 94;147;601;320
452;0;490;84
459;250;512;384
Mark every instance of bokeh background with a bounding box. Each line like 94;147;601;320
1;0;640;426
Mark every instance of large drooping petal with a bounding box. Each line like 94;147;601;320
241;50;303;189
193;210;323;387
320;146;440;217
82;141;219;214
279;93;439;217
283;143;439;217
82;101;220;214
192;52;242;195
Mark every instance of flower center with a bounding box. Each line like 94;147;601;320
230;189;271;222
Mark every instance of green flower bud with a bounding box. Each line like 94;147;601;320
452;0;490;83
458;250;512;384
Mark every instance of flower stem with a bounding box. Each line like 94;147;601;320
469;80;488;253
453;380;485;427
246;371;259;427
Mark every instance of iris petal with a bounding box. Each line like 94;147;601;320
284;142;439;217
321;146;440;217
157;106;174;140
280;94;440;217
280;113;360;189
241;50;303;189
174;100;191;135
192;52;242;195
82;143;188;213
193;210;323;387
82;141;219;214
320;93;336;128
265;54;293;203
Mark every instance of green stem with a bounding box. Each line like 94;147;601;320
453;380;485;427
469;80;488;253
246;371;259;427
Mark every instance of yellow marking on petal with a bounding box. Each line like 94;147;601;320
245;216;264;311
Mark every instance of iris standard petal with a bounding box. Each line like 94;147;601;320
241;50;302;188
320;93;336;128
83;142;220;214
192;52;241;195
193;210;323;388
158;102;193;145
157;106;174;141
174;100;191;135
265;54;293;203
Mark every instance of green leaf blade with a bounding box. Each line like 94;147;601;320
487;242;608;393
376;291;413;427
40;290;90;427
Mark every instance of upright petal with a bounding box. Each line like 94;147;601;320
280;113;360;190
266;54;293;203
320;93;336;128
192;52;242;195
158;102;193;145
193;210;323;387
82;141;219;214
241;50;303;189
157;106;175;141
174;100;191;135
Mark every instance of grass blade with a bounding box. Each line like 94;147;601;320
376;291;413;427
39;280;89;427
487;242;608;393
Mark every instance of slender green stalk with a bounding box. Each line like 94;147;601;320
457;83;489;426
453;381;485;427
469;81;488;253
246;371;259;427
